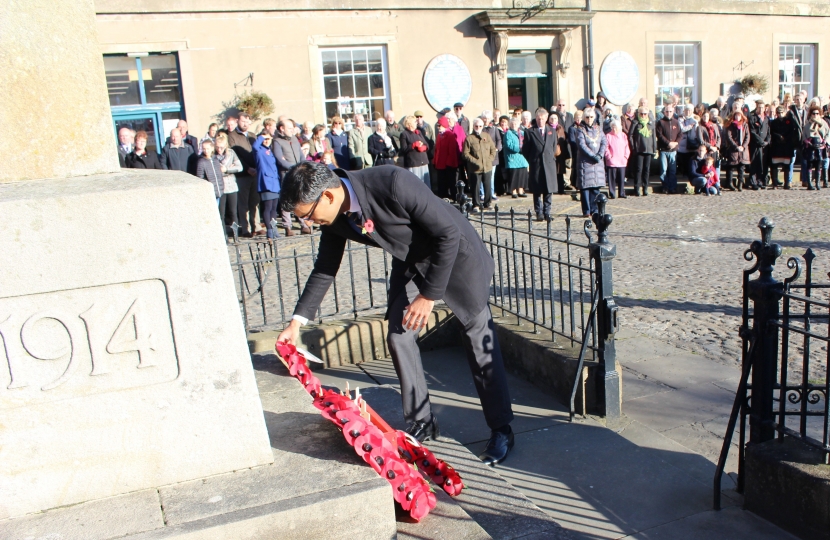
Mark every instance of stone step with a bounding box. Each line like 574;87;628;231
0;355;397;540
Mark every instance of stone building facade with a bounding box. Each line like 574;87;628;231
95;0;830;149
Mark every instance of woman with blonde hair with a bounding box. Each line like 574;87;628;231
214;132;242;235
503;117;529;198
399;115;431;187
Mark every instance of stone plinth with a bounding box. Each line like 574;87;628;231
0;0;119;182
0;171;274;519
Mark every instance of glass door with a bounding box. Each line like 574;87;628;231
507;51;553;112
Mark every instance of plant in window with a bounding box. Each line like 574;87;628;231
738;74;769;96
228;91;275;121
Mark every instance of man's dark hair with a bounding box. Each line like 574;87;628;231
280;161;342;212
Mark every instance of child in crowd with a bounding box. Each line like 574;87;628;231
300;141;311;160
322;148;338;170
701;154;721;196
689;145;720;195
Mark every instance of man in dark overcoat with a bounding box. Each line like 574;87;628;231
521;107;559;220
277;162;516;466
748;99;771;188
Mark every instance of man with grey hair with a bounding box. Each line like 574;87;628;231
655;105;681;193
384;110;402;153
677;103;699;183
117;127;134;168
277;161;516;466
348;113;372;170
480;110;501;201
716;96;729;121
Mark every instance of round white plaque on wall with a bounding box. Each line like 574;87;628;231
422;54;473;112
599;51;640;106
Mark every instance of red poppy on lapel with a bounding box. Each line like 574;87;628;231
362;219;375;234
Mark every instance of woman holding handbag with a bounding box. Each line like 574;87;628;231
399;115;431;188
368;119;397;166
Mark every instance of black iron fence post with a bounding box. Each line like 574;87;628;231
586;194;621;421
747;217;785;444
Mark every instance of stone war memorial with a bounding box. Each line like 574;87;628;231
0;1;394;538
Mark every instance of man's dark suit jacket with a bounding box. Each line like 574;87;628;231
557;111;575;133
293;166;495;326
521;125;559;194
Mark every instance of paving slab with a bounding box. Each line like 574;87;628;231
615;336;695;364
620;366;673;402
621;352;737;390
621;506;798;540
622;382;736;433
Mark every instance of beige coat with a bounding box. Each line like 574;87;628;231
348;126;373;168
462;131;497;173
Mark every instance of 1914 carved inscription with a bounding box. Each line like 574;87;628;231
0;280;179;409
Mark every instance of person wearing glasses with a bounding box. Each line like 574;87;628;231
277;161;516;467
628;107;656;196
802;106;829;190
327;116;351;171
575;108;608;216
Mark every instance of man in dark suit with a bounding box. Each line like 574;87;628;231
522;107;559;221
278;162;515;466
117;127;133;168
554;100;574;133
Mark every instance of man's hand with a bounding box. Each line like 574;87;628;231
277;319;302;346
247;167;257;176
403;294;435;332
668;141;678;150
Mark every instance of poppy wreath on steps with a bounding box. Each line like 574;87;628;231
275;341;464;521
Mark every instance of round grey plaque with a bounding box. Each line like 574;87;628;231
422;54;473;112
599;51;640;106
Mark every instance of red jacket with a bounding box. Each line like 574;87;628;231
434;129;460;169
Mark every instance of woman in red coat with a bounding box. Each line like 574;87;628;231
434;116;460;199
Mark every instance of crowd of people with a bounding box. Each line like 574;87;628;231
115;89;830;234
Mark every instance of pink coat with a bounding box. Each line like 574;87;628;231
452;124;467;153
604;130;631;168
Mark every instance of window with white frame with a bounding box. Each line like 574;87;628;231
321;46;390;127
779;44;815;100
653;43;699;108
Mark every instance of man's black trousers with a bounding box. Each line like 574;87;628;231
386;278;514;430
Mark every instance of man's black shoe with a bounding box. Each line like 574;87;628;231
478;427;514;466
406;414;440;442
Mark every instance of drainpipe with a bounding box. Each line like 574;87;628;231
585;0;595;98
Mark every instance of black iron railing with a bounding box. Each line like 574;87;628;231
228;222;391;331
714;218;830;509
471;207;598;354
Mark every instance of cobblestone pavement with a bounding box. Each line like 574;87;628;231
488;186;830;379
